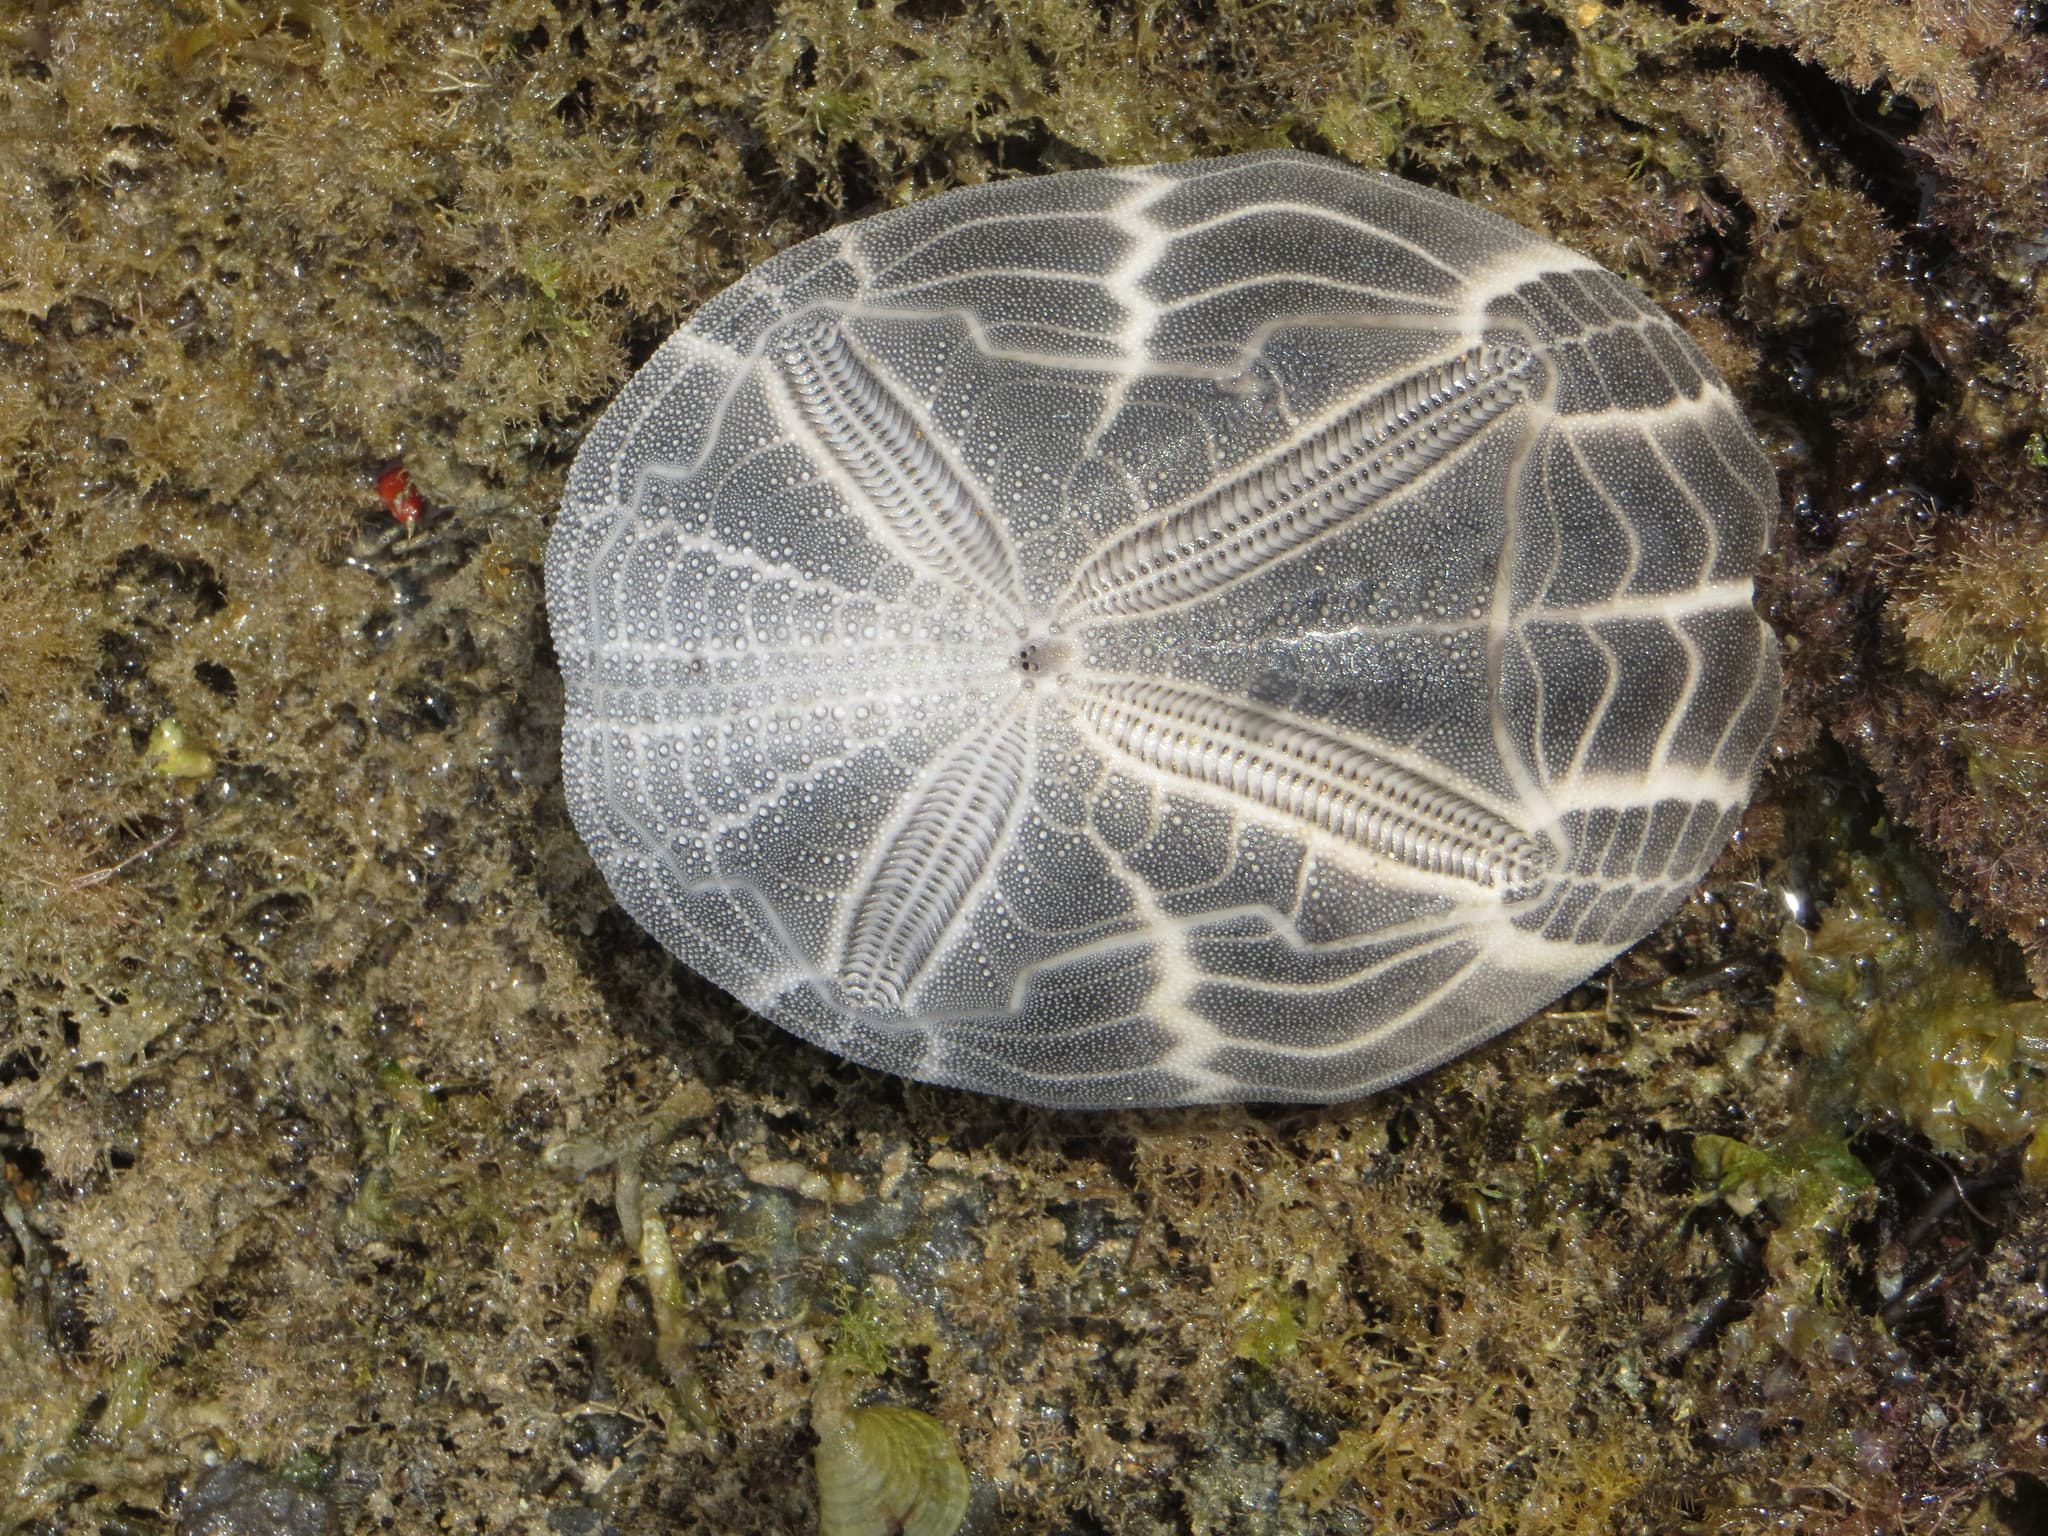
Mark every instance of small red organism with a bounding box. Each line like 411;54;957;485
375;461;427;532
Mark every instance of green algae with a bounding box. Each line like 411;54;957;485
827;1278;917;1382
1694;1131;1875;1235
142;717;215;780
2;0;2048;1531
1779;838;2048;1160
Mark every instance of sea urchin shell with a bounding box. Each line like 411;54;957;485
546;151;1781;1108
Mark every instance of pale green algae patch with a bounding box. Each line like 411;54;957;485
3;0;2048;1532
1780;839;2048;1166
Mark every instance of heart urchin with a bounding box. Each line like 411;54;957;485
546;150;1781;1109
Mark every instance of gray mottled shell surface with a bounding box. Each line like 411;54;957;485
547;151;1780;1108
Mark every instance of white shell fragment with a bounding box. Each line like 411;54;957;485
547;151;1781;1108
